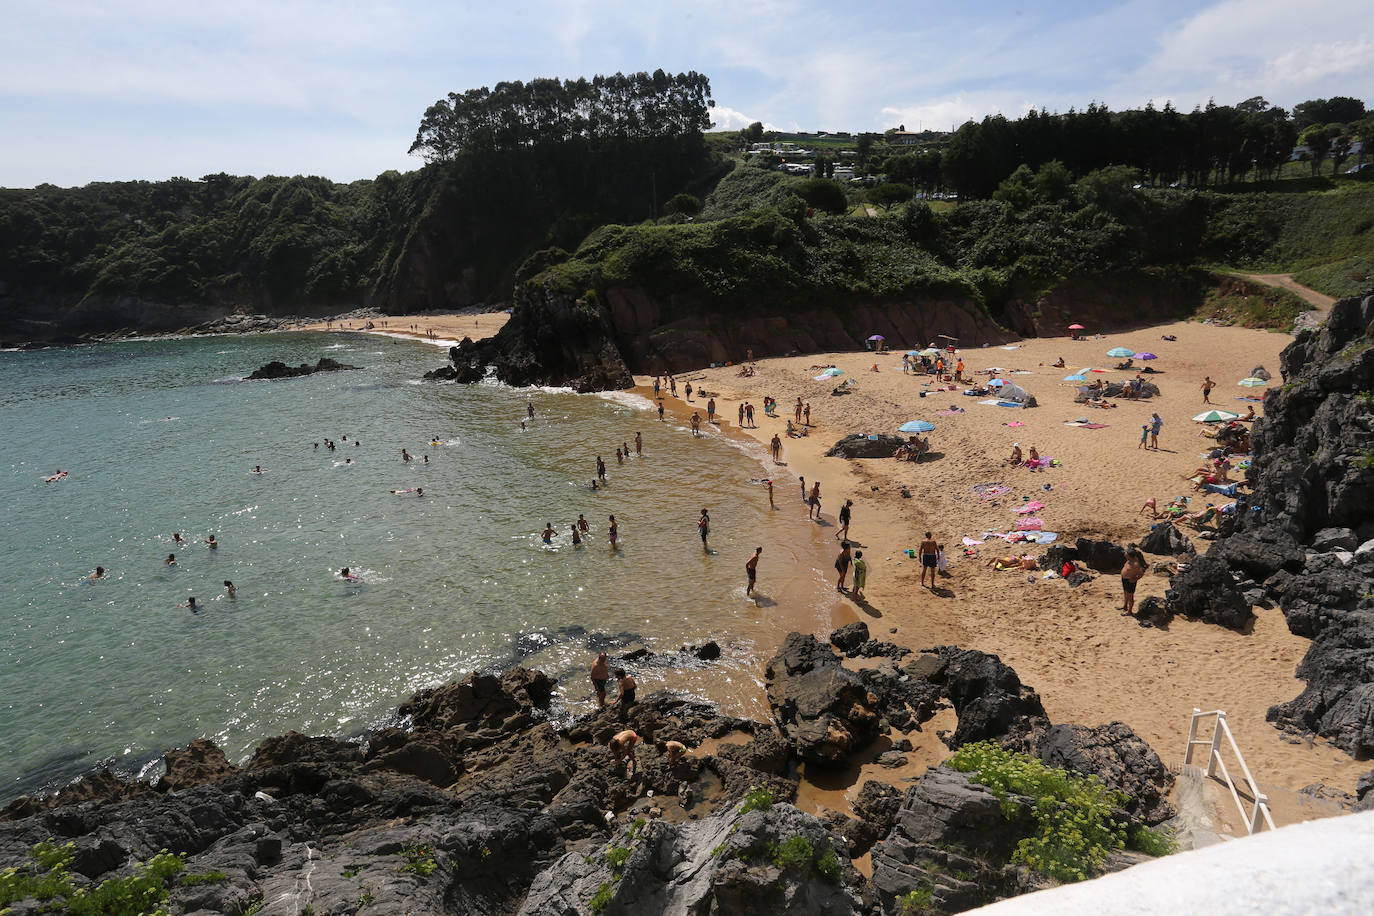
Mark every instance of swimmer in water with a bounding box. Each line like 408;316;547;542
578;514;589;533
165;553;177;566
252;465;264;474
416;487;424;497
173;533;185;545
223;580;236;597
340;567;359;583
90;566;105;581
570;524;582;545
590;479;599;491
183;596;199;612
401;448;412;462
542;523;557;544
205;534;218;549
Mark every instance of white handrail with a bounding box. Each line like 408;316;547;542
1182;708;1276;834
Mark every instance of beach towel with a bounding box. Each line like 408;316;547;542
962;536;984;546
997;401;1022;408
1014;501;1045;514
1072;423;1109;429
1203;482;1239;497
1028;531;1058;544
1014;517;1045;530
1007;421;1026;427
979;398;1002;405
1023;457;1054;469
974;484;1012;499
936;409;963;416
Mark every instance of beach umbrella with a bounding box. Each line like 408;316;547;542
1107;347;1134;358
988;378;1009;387
1068;324;1086;330
905;349;921;357
867;334;885;341
898;420;935;433
1134;352;1157;360
919;348;940;356
1238;377;1268;387
1193;410;1239;423
1064;374;1087;382
813;368;844;380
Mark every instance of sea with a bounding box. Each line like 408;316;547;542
0;331;839;803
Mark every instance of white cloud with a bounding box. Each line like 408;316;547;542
708;105;777;132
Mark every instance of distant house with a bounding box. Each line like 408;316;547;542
887;131;922;145
832;167;857;181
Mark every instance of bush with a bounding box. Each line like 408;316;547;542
949;741;1130;883
739;786;774;815
770;835;813;869
794;178;849;215
0;840;187;915
1129;825;1179;857
898;886;934;915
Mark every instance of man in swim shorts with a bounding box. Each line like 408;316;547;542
1119;545;1146;617
836;499;852;540
614;668;636;720
609;729;640;775
590;652;610;707
578;514;589;533
746;546;761;595
542;523;556;544
919;532;939;588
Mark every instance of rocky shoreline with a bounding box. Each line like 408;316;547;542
1;629;1190;915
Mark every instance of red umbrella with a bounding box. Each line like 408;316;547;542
1068;324;1085;330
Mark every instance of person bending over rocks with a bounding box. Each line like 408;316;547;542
609;730;640;775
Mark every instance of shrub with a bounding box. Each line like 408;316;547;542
814;848;843;884
0;841;188;915
770;835;813;869
1129;825;1179;857
898;886;934;915
949;741;1131;883
739;786;775;816
606;845;632;870
588;881;615;914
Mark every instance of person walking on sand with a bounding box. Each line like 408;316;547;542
919;532;939;588
653;376;661;399
803;403;811;427
808;481;822;520
746;546;762;595
795;397;803;423
590;652;610;707
770;434;782;462
1138;424;1149;449
1150;413;1163;450
852;550;868;600
745;402;755;427
1119;544;1146;617
670;376;677;397
1202;376;1215;404
834;541;853;591
836;499;853;540
698;508;710;549
799;475;806;502
685;381;693;401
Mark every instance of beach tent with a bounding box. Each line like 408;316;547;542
988;378;1010;387
898;420;936;433
1238;377;1268;387
1193;410;1240;423
1134;352;1158;360
1107;347;1135;358
999;383;1029;402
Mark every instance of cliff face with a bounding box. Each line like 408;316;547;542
1000;273;1200;338
1169;291;1374;757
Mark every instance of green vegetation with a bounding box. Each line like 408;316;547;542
396;843;438;876
589;881;616;914
738;786;775;816
605;845;632;870
0;840;186;915
1129;825;1179;857
898;886;935;915
949;742;1142;883
814;848;843;884
771;835;814;869
179;869;228;887
1197;280;1310;331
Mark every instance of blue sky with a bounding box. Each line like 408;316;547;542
1;0;1368;187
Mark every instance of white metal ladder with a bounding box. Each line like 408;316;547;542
1183;708;1276;834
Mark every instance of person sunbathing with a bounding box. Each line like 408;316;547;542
1241;405;1257;421
986;555;1036;571
1052;357;1066;368
1027;446;1040;463
1185;505;1219;527
1008;444;1023;465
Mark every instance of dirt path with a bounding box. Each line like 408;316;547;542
1239;273;1337;312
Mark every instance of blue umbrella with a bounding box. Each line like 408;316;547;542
898;420;935;434
988;378;1010;387
1064;374;1087;382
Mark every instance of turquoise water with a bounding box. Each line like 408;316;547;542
0;332;834;801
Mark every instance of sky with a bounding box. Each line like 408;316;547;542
1;0;1369;188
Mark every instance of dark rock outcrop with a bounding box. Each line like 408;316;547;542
829;621;871;654
1075;538;1127;573
827;435;906;459
519;801;868;916
244;356;359;380
1133;596;1173;628
1139;522;1192;556
765;633;881;765
916;647;1050;751
1033;722;1176;824
1165;554;1253;631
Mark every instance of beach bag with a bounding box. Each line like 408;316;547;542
1061;560;1077;579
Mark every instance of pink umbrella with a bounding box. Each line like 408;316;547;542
1068;324;1085;330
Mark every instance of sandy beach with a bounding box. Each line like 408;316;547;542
297;311;510;344
341;310;1364;803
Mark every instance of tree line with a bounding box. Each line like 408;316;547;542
410;70;714;160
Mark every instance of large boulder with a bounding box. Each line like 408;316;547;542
1075;538;1127;573
766;633;882;765
914;648;1049;751
1166;555;1254;631
1139;522;1192;557
1033;722;1176;825
1267;606;1374;759
830;622;871;654
826;434;907;459
245;357;358;380
869;767;1034;913
158;738;240;792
